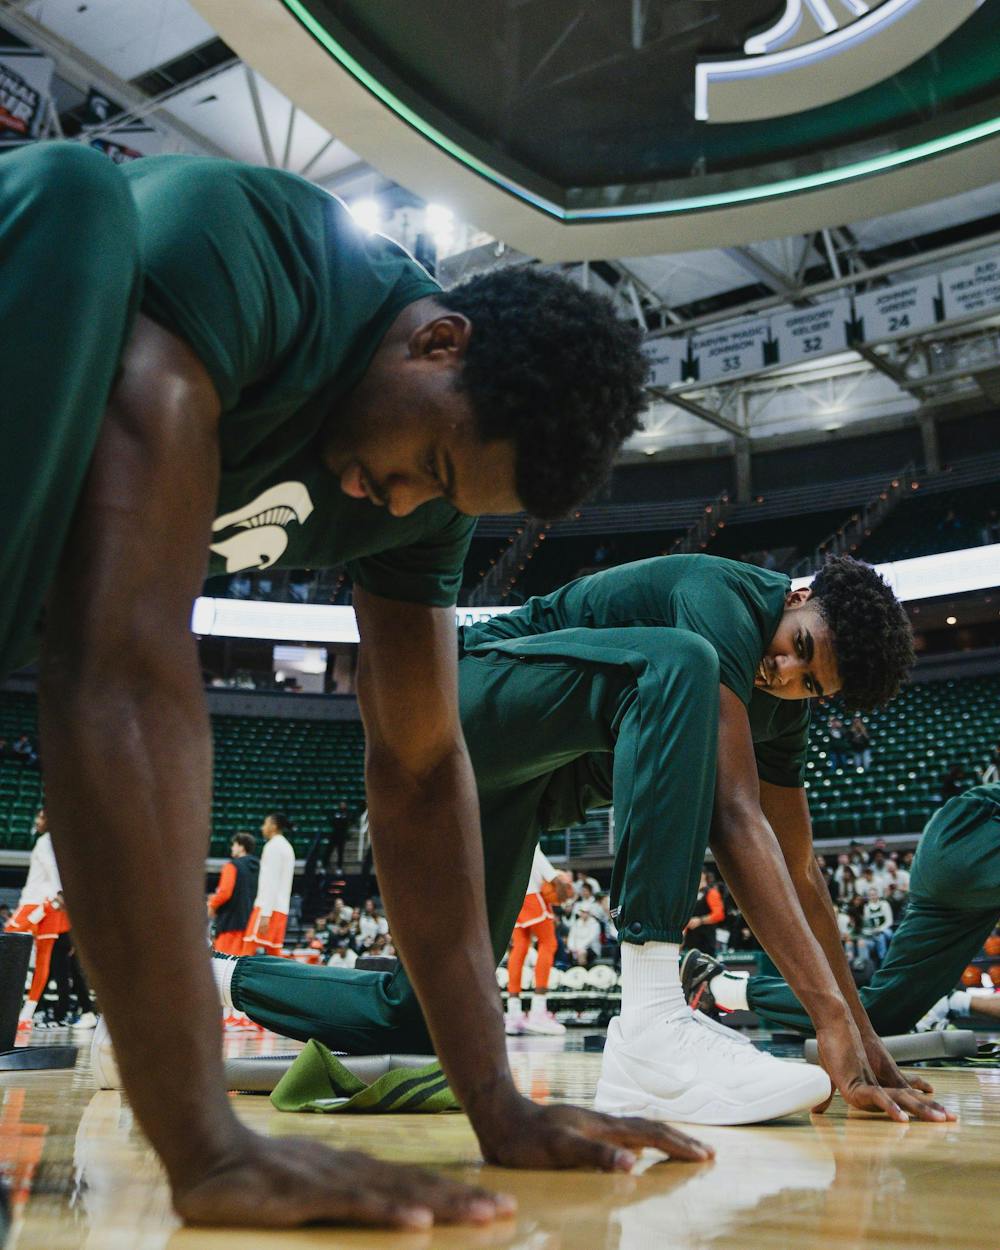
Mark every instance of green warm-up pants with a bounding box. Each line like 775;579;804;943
231;627;722;1052
749;786;1000;1035
0;143;142;680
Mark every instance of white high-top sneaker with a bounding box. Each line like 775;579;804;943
594;1009;832;1126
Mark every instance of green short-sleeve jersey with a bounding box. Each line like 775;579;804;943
464;554;810;784
121;156;473;607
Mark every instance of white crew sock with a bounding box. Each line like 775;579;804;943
210;955;237;1012
619;941;685;1035
506;994;523;1017
709;970;750;1013
18;999;37;1024
530;993;547;1015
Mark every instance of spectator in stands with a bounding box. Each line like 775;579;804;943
684;871;726;956
855;865;883;899
861;888;894;964
311;914;334;959
0;737;13;761
328;801;352;875
0;904;10;926
849;715;872;770
832;861;856;907
981;742;1000;785
358;898;389;949
982;507;1000;546
827;716;848;770
886;877;909;927
328;938;357;970
207;832;260;957
571;870;600;899
941;764;968;801
12;734;38;769
566;885;604;966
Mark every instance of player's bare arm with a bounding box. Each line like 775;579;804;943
353;587;711;1170
710;687;946;1122
38;316;527;1230
759;781;947;1110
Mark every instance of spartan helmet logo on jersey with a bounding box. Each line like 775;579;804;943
695;0;984;123
209;481;315;573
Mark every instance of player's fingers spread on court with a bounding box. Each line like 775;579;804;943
851;1085;908;1121
590;1115;714;1161
362;1161;512;1225
893;1090;954;1122
906;1074;936;1095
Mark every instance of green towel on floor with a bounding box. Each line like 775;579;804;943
270;1040;460;1114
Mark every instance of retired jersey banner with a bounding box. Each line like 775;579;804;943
772;299;852;368
0;47;54;146
942;256;1000;322
688;318;771;384
643;337;685;390
853;275;941;342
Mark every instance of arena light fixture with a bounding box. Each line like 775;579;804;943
347;196;382;233
278;0;1000;223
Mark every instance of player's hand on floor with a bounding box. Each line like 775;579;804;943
861;1031;954;1117
172;1133;517;1229
477;1097;713;1170
815;1023;953;1123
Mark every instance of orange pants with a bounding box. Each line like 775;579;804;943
241;908;288;956
6;904;70;1003
509;918;557;997
213;931;246;957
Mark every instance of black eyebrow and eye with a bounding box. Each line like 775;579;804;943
796;629;825;698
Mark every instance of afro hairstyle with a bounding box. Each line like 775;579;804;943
441;266;648;518
810;555;915;712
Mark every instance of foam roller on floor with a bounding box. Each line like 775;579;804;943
224;1052;437;1092
803;1030;977;1065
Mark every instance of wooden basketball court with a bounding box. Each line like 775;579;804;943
1;1026;997;1249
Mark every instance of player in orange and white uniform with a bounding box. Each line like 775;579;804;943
505;846;573;1036
241;813;296;956
4;808;70;1026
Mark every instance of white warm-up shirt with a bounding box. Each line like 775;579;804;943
527;846;559;896
253;833;295;916
18;832;62;907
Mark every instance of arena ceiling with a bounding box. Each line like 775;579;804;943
7;0;1000;459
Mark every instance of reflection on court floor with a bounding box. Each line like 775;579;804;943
1;1026;998;1249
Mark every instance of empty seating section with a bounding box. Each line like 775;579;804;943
0;692;41;849
0;693;367;858
2;672;998;853
859;483;999;564
209;715;366;856
805;673;1000;840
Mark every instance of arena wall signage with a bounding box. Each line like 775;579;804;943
0;44;54;146
695;0;985;124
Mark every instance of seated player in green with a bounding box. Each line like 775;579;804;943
210;553;949;1125
0;142;691;1232
684;783;1000;1036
